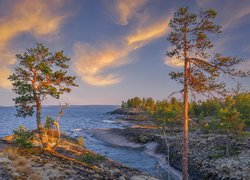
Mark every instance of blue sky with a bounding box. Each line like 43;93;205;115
0;0;250;106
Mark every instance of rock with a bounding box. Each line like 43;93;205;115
130;175;159;180
119;176;126;180
11;172;20;179
93;174;101;179
0;166;11;180
110;168;120;175
64;169;74;175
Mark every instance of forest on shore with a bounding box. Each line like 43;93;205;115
120;92;250;133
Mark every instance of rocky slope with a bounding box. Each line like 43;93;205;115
109;109;250;180
0;136;159;180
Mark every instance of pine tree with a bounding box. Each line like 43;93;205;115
9;43;78;150
167;7;249;179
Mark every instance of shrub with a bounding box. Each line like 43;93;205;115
78;153;106;165
13;126;33;148
44;116;54;129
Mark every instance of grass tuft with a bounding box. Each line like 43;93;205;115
77;153;106;165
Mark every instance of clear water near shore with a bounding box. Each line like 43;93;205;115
0;106;176;179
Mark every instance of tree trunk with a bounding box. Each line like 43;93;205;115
182;24;189;180
182;58;189;180
36;100;48;149
53;121;61;149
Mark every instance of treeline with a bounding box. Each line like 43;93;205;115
121;92;250;130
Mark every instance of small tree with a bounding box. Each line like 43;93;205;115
218;96;245;157
9;43;78;150
154;100;182;180
167;7;249;179
121;101;127;109
233;92;250;127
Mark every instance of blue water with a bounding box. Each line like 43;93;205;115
0;106;175;179
0;106;120;136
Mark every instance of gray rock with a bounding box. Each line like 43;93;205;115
119;176;126;180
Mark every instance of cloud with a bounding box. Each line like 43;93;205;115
0;66;13;89
73;43;131;86
196;0;250;30
74;15;171;86
0;0;67;89
164;47;184;68
222;6;250;30
126;17;171;46
164;57;184;68
114;0;147;25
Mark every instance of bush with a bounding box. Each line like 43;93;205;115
44;116;54;129
78;153;106;165
13;126;33;148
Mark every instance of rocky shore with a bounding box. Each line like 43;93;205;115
104;109;250;180
0;136;159;180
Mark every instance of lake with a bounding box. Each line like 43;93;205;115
0;105;174;179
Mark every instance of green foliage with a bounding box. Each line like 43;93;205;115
78;153;106;165
126;97;143;109
13;126;33;148
167;7;248;97
203;118;221;133
44;116;55;129
202;95;246;134
208;152;224;160
190;99;221;118
233;93;250;127
143;98;155;114
121;92;250;131
218;99;245;134
154;98;182;127
9;43;78;118
122;97;156;113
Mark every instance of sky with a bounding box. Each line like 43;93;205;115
0;0;250;106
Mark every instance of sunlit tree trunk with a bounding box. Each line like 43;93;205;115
53;121;61;149
182;30;189;180
35;95;48;149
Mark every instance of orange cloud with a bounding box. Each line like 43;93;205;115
73;43;132;86
126;17;171;46
0;0;66;89
114;0;147;25
74;15;172;86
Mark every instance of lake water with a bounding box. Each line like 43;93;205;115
0;106;176;179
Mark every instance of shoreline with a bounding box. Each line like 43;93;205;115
88;128;182;180
109;109;250;180
0;134;159;180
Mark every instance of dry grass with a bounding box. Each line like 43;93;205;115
29;173;41;180
3;147;40;179
13;156;29;167
5;149;19;161
16;165;33;175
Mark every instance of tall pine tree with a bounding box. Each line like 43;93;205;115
167;7;249;179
